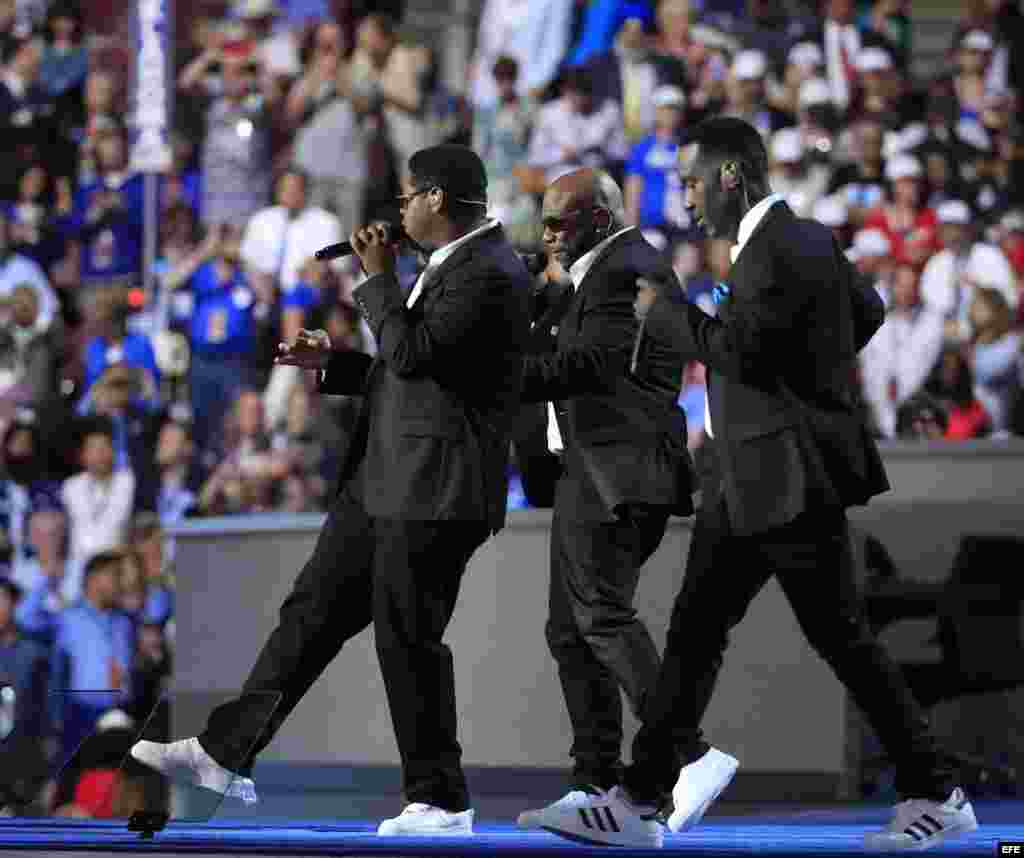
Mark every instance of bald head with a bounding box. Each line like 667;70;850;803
541;169;627;268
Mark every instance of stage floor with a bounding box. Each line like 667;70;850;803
1;800;1021;857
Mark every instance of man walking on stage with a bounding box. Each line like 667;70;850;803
535;118;979;850
132;144;532;837
514;168;694;837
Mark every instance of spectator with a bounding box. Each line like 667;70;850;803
680;27;732;125
768;126;831;218
624;85;690;241
286;20;366;233
5;164;67;272
769;40;824;123
0;208;58;330
863;153;940;269
180;46;274;228
919;199;1017;344
38;1;87;103
722;49;785;139
917;141;962;210
925;346;992;440
0;416;61;582
234;0;302;85
950;30;997;148
81;289;159;405
850;46;898;128
859;261;945;438
582;4;684;147
12;509;70;643
62;121;145;322
0;283;62;412
895;391;949;440
858;0;910;72
794;75;840;165
472;55;538;246
526;66;627;183
818;0;861;113
151;416;199;529
828;118;886;227
240;166;342;338
115;546;147;621
159;133;203;222
84;363;161;505
0;0;15;60
130;513;173;627
653;0;693;66
0;578;50;813
990;209;1024;313
847;227;894;297
341;13;432;181
49;550;134;763
0;29;54;175
270;382;325;493
166;223;261;452
469;0;573;108
60;416;135;604
731;0;810;73
60;68;122;186
968;287;1021;434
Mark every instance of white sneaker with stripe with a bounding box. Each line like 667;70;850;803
130;737;259;804
864;787;978;851
530;785;664;848
517;787;608;830
667;747;740;832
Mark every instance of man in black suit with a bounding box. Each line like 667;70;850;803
540;118;978;850
513;169;693;835
131;145;532;837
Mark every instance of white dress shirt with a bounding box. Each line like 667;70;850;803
241;205;343;291
60;469;136;604
824;19;860;111
702;194;785;438
546;227;636;453
406;219;500;308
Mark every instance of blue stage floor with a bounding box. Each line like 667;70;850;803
0;801;1022;856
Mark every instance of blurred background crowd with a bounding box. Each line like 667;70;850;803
0;0;1023;818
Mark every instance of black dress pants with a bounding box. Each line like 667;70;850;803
547;498;668;791
624;496;958;805
199;487;488;812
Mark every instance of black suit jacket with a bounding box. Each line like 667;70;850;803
645;203;889;536
521;230;694;522
320;225;532;533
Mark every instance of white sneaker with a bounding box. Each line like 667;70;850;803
376;803;475;836
130;738;259;805
532;785;664;848
517;787;608;830
864;787;978;851
666;746;740;832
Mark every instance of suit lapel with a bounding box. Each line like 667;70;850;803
408;224;504;309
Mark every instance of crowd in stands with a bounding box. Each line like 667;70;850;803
0;0;1023;816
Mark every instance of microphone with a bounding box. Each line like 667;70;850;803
315;224;411;260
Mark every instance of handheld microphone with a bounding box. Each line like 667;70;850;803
315;224;411;260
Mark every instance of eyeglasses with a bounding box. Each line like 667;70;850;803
541;206;610;234
396;187;436;210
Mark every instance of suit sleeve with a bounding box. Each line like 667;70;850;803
352;268;505;378
849;268;886;352
520;273;637;402
318;349;375;395
645;251;806;381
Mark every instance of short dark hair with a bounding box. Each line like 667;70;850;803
0;578;22;604
408;144;488;226
562;66;594;96
84;550;122;582
492;55;518;81
686;116;770;185
77;414;116;446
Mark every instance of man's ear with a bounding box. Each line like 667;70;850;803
720;161;741;192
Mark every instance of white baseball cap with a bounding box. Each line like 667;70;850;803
885;153;923;182
771;127;803;163
937;200;971;225
856;47;893;73
788;41;823;68
813;195;848;227
848;228;891;261
733;49;767;80
652;84;687;109
798;77;832;109
961;29;994;52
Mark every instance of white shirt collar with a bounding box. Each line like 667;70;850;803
427;219;499;270
730;193;784;264
2;71;26;98
568;226;635;288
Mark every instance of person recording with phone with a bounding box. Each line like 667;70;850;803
131;144;533;838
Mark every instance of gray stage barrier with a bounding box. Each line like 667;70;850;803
170;441;1024;802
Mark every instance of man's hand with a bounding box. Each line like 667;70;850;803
635;277;659;320
276;328;332;369
349;222;399;277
